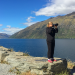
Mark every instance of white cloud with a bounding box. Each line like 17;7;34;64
0;24;3;27
22;16;39;26
33;0;75;16
0;27;24;35
7;25;11;28
22;22;37;26
26;16;35;22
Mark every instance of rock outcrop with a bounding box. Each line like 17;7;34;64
0;46;68;75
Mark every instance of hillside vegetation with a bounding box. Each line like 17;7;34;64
10;12;75;39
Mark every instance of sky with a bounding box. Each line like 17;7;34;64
0;0;75;35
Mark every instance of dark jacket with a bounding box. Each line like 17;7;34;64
46;27;58;42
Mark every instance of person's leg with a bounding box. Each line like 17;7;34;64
51;41;55;58
51;41;57;61
47;41;52;59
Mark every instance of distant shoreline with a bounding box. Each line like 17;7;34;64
0;38;75;39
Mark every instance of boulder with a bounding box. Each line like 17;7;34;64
4;55;67;75
0;46;68;75
0;46;9;51
16;57;67;75
6;52;23;56
0;51;9;62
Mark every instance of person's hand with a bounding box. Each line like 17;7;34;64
54;26;57;28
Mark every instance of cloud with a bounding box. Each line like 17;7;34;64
33;0;75;16
26;16;35;22
22;16;39;26
0;24;3;27
0;26;24;35
7;25;11;28
22;22;37;26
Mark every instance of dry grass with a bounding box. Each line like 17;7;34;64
67;59;75;69
20;70;37;75
8;48;15;52
55;59;75;75
0;60;9;64
55;68;71;75
23;50;30;56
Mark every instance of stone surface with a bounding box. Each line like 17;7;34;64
4;55;67;75
0;46;8;51
0;46;69;75
0;51;9;62
0;63;16;75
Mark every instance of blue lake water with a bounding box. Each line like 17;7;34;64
0;39;75;62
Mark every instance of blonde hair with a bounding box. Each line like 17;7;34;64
47;22;53;27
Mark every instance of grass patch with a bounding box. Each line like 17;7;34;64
67;59;75;69
55;59;75;75
23;50;30;56
55;68;71;75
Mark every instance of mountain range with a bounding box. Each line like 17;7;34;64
0;33;10;39
10;12;75;39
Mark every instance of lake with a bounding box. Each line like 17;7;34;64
0;39;75;62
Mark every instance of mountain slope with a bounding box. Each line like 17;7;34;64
10;12;75;39
0;33;10;39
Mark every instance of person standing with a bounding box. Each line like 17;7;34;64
46;22;58;63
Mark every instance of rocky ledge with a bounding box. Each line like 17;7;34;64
0;46;69;75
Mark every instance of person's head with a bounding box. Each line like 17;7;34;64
47;22;53;27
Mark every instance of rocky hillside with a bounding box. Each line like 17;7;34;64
10;12;75;39
0;33;10;39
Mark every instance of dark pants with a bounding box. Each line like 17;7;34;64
47;41;55;59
